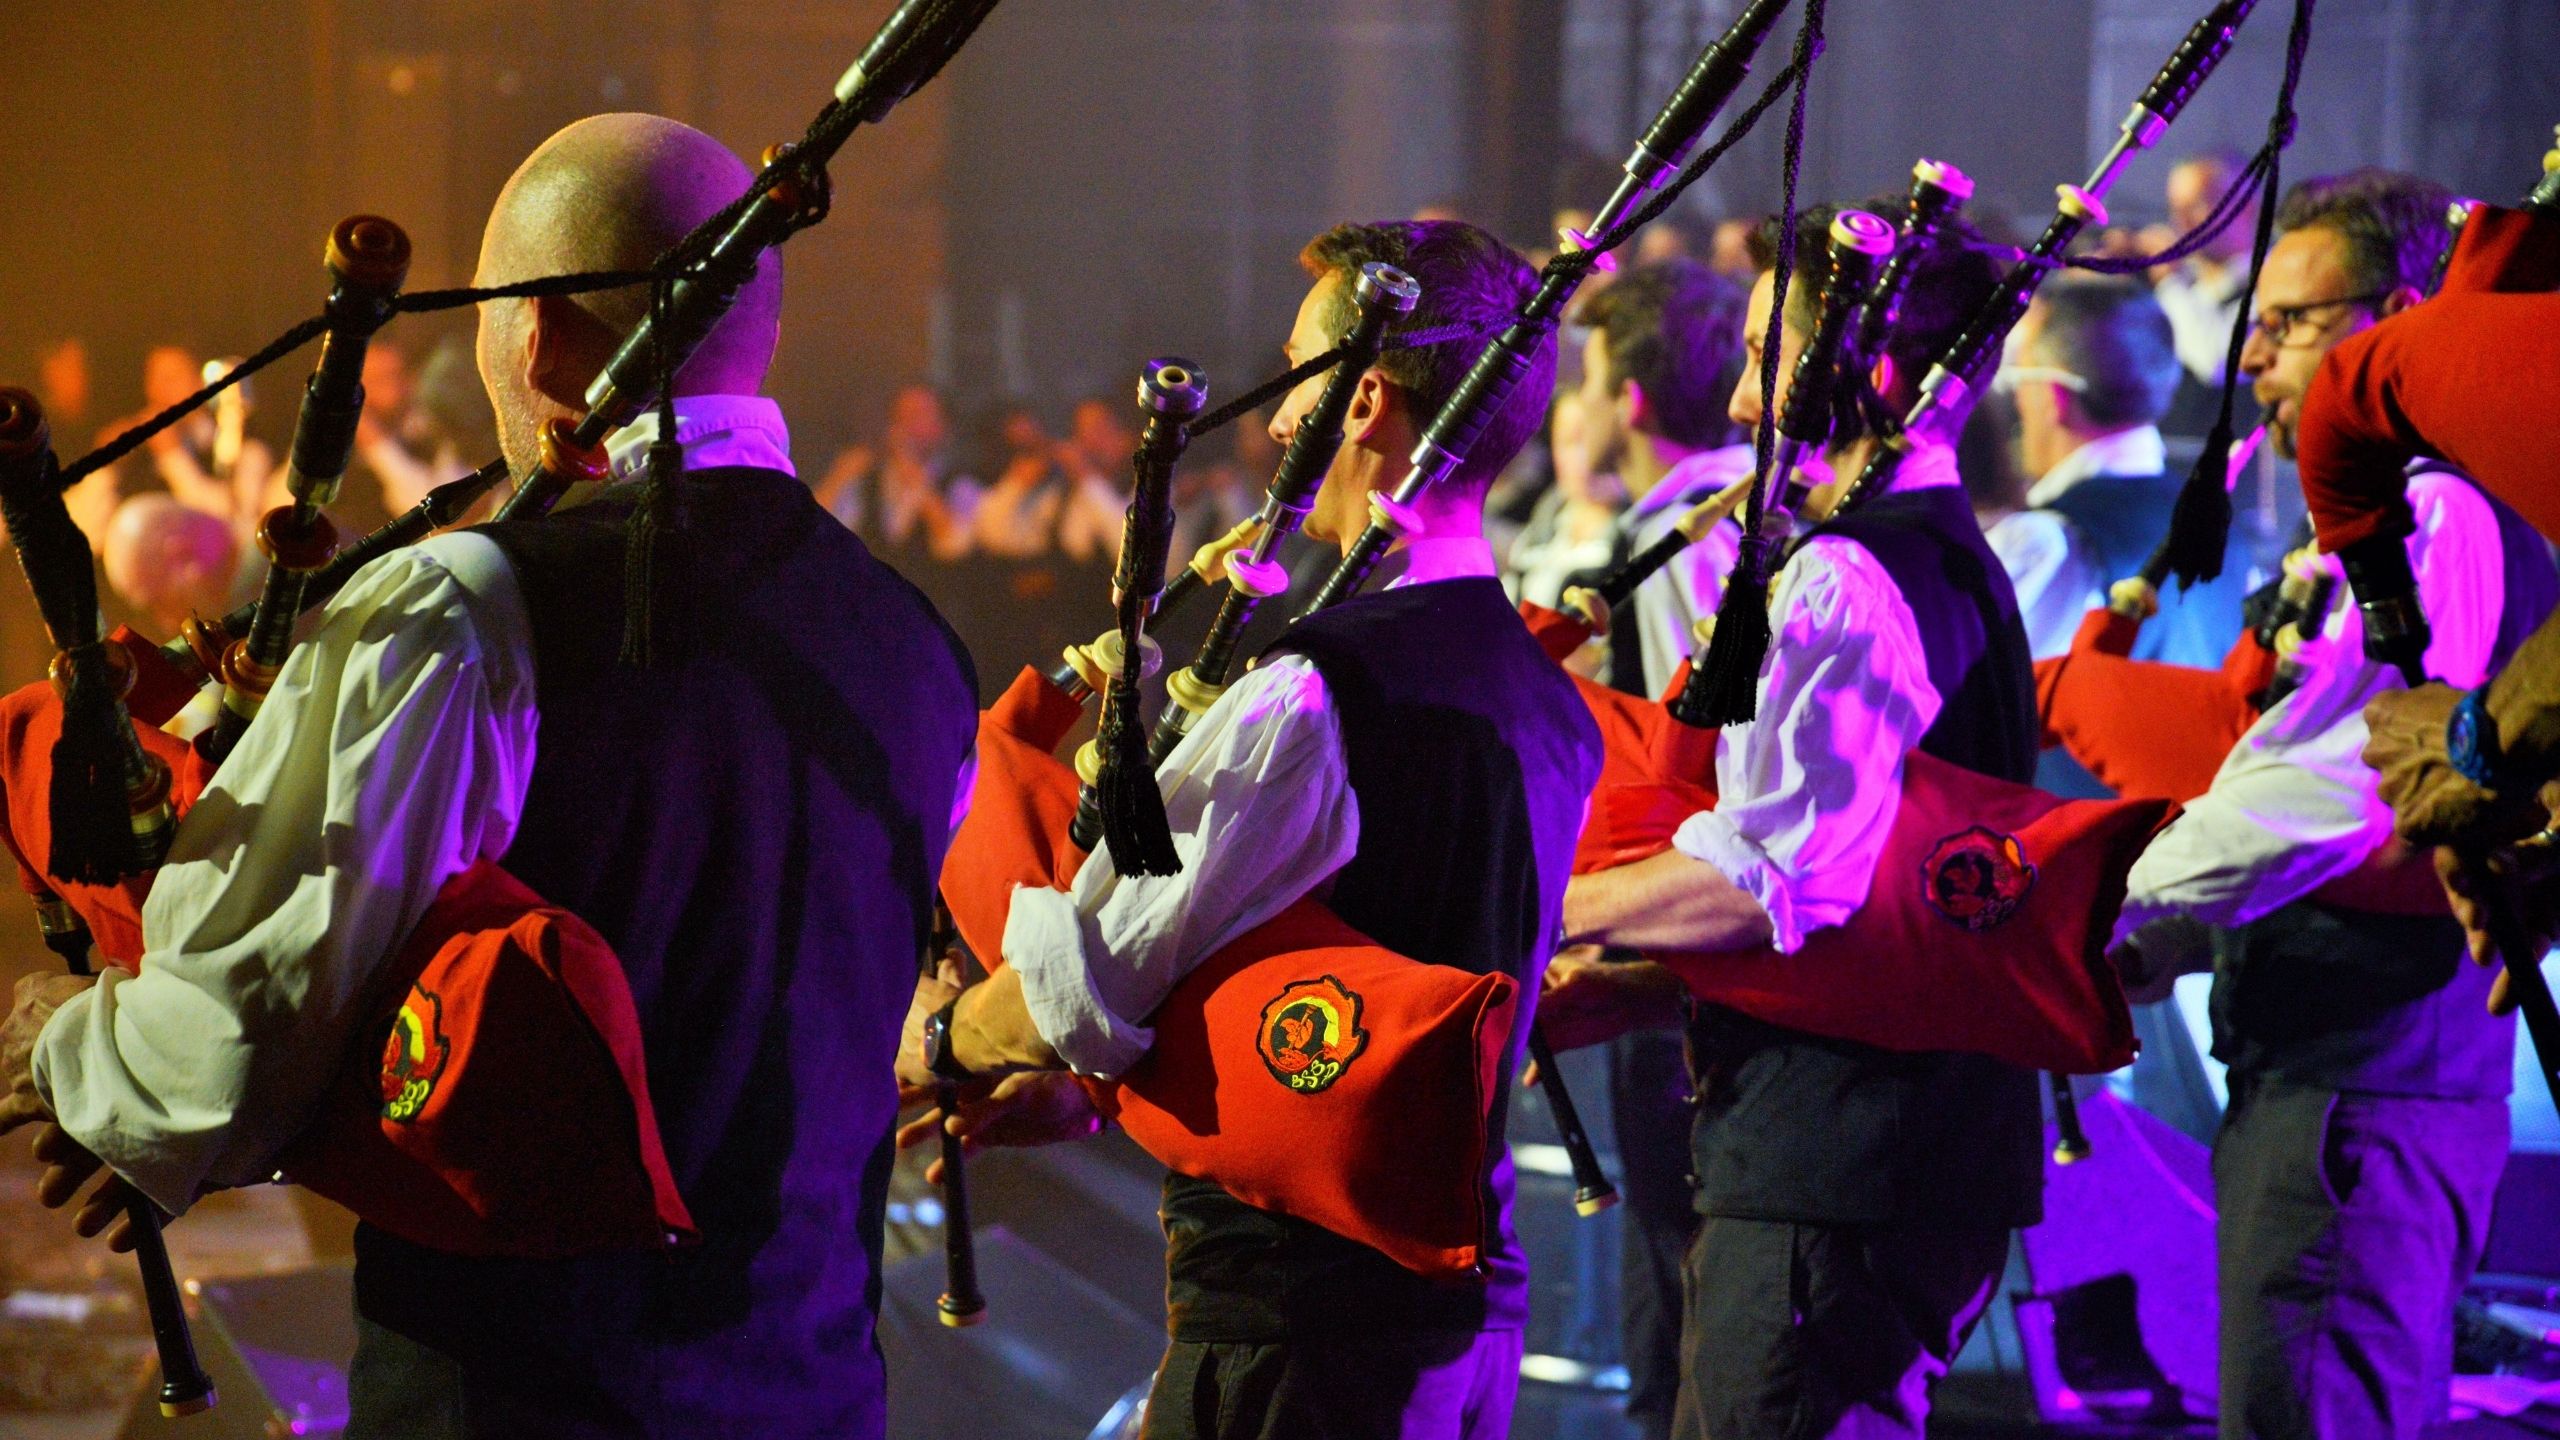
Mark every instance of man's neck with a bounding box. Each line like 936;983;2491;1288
1619;431;1701;504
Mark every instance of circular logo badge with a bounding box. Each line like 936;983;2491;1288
380;982;452;1123
1255;975;1371;1094
1920;825;2038;932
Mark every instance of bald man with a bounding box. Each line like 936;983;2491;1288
0;113;978;1439
101;493;239;638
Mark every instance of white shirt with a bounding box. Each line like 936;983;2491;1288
1666;443;1955;954
2116;467;2504;934
1992;426;2170;661
1007;535;1503;1078
32;397;807;1215
2155;263;2248;386
1621;444;1753;697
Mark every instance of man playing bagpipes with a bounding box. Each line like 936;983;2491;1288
2104;169;2559;1440
1557;255;1752;1440
895;219;1603;1440
1540;205;2047;1440
0;114;979;1438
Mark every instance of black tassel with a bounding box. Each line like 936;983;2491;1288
1672;536;1777;729
618;436;688;668
46;644;140;885
2160;419;2236;589
1094;661;1179;877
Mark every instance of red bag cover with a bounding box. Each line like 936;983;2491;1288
0;680;691;1257
2032;608;2275;805
942;667;1519;1278
277;860;696;1257
1517;603;2160;1073
2303;206;2560;556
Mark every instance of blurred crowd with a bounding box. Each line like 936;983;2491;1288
31;148;2280;703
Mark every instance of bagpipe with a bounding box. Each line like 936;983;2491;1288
937;0;1812;1277
1521;209;2169;1086
0;0;1004;1408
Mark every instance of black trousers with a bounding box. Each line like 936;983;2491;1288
1611;1029;1703;1440
2214;1078;2507;1440
1140;1327;1523;1440
347;1314;644;1440
1671;1215;2009;1440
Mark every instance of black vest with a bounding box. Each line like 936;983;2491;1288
352;468;978;1438
2042;469;2251;670
1158;575;1601;1342
1687;484;2048;1230
2211;465;2556;1103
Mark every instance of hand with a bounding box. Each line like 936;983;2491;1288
2433;841;2560;979
0;973;93;1135
895;956;966;1095
2109;917;2214;1006
31;1122;149;1252
894;1071;1104;1181
1536;947;1685;1054
2363;685;2546;851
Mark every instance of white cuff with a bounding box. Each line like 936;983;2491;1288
1669;809;1805;955
1003;884;1155;1079
31;976;200;1217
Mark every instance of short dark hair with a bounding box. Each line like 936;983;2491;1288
1300;219;1553;495
2027;274;2182;430
2274;167;2454;299
1573;258;1748;449
1749;200;2004;445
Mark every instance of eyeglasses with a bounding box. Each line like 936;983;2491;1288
2247;292;2389;349
1991;364;2088;396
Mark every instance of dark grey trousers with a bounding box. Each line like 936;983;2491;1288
2213;1078;2509;1440
1140;1327;1523;1440
1613;1029;1705;1440
1671;1216;2010;1440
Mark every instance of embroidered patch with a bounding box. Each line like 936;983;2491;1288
1920;825;2037;932
1256;976;1370;1095
380;984;452;1123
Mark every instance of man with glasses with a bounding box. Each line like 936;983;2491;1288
1990;274;2246;670
2113;168;2558;1440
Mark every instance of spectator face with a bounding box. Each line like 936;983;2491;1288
2168;159;2254;265
1549;389;1622;508
1002;409;1050;461
142;345;202;412
1709;219;1759;280
887;385;949;454
2239;226;2380;460
363;344;415;423
1572;329;1631;478
1070;400;1133;475
2006;303;2072;474
37;339;89;421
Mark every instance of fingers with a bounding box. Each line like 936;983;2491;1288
0;1093;49;1137
894;1109;949;1151
2491;968;2517;1017
1519;1059;1542;1089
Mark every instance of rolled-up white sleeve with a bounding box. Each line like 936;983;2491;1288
31;532;538;1214
1005;655;1356;1077
2117;468;2503;934
1669;535;1941;953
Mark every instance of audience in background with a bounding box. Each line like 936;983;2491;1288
1171;406;1273;569
817;382;978;564
2152;149;2265;443
72;344;277;553
970;397;1122;561
345;340;474;528
35;337;92;441
1501;389;1625;615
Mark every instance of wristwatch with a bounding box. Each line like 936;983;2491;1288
2446;686;2520;790
922;998;972;1084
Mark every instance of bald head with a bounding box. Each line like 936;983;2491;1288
475;113;783;471
104;495;236;637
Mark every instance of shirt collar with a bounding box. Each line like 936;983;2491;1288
2023;425;2165;508
1382;533;1498;589
1881;437;1962;495
1629;442;1754;522
603;394;795;481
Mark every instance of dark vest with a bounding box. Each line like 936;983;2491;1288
1687;484;2047;1231
1158;575;1601;1342
2211;465;2555;1103
352;468;978;1438
2042;469;2252;670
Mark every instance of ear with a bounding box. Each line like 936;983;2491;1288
1869;352;1899;403
524;294;586;409
1342;368;1395;447
2375;284;2424;320
1620;377;1651;433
